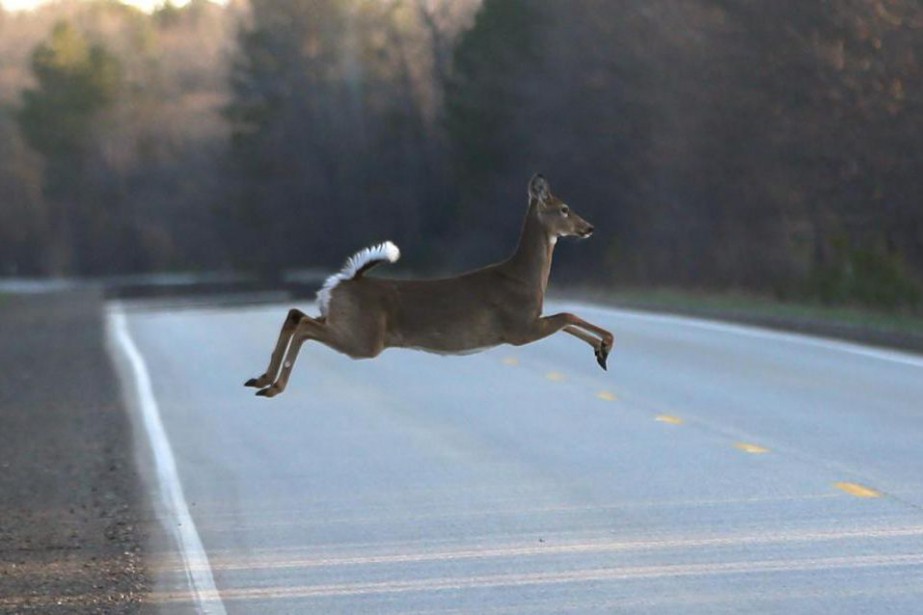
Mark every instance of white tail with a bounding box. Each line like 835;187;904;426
317;241;400;317
246;174;614;397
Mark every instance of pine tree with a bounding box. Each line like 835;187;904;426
19;21;121;194
17;21;122;273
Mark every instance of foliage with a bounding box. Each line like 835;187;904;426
441;0;923;308
1;0;923;312
808;246;921;310
0;108;45;275
18;21;120;163
14;20;122;273
1;1;235;275
225;0;468;273
445;0;539;186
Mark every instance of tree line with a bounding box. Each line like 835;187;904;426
1;0;921;309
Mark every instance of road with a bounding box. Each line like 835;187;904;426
110;300;923;614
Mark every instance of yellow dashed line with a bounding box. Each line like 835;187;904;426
835;482;881;498
502;356;519;366
655;415;683;425
734;442;769;454
596;391;617;401
545;371;566;382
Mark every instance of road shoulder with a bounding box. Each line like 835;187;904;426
0;289;149;613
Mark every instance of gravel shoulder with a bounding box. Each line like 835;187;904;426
0;289;149;613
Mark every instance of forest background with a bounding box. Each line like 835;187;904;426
2;0;922;312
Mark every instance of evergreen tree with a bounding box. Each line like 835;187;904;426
226;0;444;273
445;0;540;189
19;21;121;195
442;0;543;262
17;21;122;273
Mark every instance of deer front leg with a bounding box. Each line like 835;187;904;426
562;326;610;370
245;308;307;389
516;313;613;370
563;315;614;370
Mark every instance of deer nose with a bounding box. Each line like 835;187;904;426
583;225;594;237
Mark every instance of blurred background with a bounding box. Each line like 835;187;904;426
1;0;922;313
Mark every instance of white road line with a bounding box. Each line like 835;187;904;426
197;524;923;572
107;307;227;615
149;553;923;601
569;303;923;369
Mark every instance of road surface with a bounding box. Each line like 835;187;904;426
109;300;923;613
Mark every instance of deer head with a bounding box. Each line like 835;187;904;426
528;174;594;240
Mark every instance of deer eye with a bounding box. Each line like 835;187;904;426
560;206;570;217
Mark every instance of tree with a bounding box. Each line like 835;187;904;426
0;109;46;275
442;0;545;264
17;20;122;274
226;0;456;273
445;0;540;189
19;21;121;194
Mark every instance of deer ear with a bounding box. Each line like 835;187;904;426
528;174;550;203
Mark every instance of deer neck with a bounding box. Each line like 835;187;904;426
503;203;555;294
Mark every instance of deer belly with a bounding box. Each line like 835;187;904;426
410;344;499;357
387;300;511;355
389;324;505;356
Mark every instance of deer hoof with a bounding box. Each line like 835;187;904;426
245;375;269;388
256;384;283;398
595;346;609;371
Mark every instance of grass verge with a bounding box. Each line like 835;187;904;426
557;286;923;355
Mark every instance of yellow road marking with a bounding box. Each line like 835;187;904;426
502;356;519;366
734;442;769;454
596;391;617;401
655;415;683;425
835;482;881;498
545;371;566;382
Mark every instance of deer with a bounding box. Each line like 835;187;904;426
245;174;614;397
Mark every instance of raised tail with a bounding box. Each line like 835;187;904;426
316;241;400;316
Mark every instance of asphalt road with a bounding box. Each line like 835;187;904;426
111;300;923;614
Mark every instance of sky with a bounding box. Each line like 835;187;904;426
2;0;194;13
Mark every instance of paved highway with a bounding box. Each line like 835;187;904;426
109;300;923;613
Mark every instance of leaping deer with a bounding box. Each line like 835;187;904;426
246;174;614;397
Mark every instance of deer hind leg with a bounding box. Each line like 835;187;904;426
255;316;384;398
245;308;309;389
